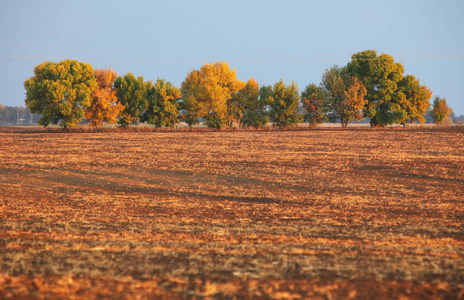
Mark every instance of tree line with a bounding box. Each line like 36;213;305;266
22;50;455;129
0;105;40;125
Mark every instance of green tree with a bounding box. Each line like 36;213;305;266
430;96;452;125
396;75;433;126
0;104;11;124
228;78;258;127
347;50;404;127
181;62;245;129
301;83;328;127
24;60;97;129
113;73;149;127
268;79;303;128
321;65;344;93
239;82;270;128
228;78;267;128
320;65;344;122
319;66;368;127
142;79;181;128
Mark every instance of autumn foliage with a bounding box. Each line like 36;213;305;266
85;68;124;127
181;62;245;129
142;79;181;128
430;96;453;125
339;76;368;128
24;60;97;129
301;84;327;127
23;50;451;129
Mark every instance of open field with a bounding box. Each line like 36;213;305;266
0;128;463;299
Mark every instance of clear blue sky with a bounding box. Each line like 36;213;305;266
1;0;463;115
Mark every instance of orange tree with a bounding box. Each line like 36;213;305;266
320;66;367;128
84;68;124;128
181;62;245;129
430;96;452;125
301;83;328;127
339;76;367;128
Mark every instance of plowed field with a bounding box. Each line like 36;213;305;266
1;128;463;299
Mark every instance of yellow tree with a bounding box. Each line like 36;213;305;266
181;62;245;129
85;68;124;128
396;75;433;126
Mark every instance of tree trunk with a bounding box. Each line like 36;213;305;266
341;119;348;128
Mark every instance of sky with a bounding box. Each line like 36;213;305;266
1;0;463;115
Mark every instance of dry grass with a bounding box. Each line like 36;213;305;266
0;128;463;299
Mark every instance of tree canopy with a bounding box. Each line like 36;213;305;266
24;60;97;129
113;73;149;127
396;75;433;126
22;54;450;130
347;50;405;127
268;80;303;128
318;66;367;127
142;78;181;128
301;84;327;127
181;62;245;129
85;68;124;128
430;96;452;125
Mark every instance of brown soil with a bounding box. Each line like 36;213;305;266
1;128;463;299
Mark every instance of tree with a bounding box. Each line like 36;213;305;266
240;82;270;129
113;73;149;127
318;66;368;127
181;62;245;129
268;79;303;128
0;104;11;124
450;111;464;124
84;68;124;128
320;65;346;123
24;60;97;129
141;79;181;128
228;78;258;127
430;96;452;125
301;83;327;127
347;50;404;127
228;78;264;128
338;76;368;128
396;75;433;126
0;105;38;125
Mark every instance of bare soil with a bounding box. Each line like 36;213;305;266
0;128;463;299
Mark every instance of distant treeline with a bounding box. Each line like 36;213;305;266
20;49;460;129
0;105;40;125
